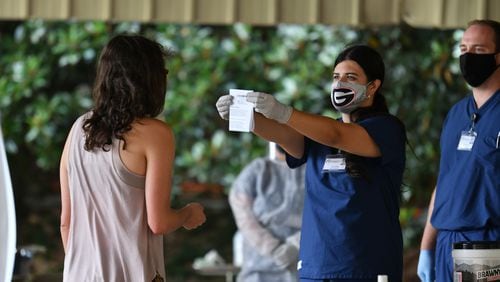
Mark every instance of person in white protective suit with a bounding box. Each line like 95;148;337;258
229;142;305;282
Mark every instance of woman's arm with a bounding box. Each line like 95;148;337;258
251;114;305;158
142;119;205;235
287;109;381;157
247;92;381;158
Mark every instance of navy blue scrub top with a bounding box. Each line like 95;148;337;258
286;114;405;281
432;90;500;231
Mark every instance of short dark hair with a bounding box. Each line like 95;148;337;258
468;19;500;52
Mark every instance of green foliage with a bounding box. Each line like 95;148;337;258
0;20;102;169
157;24;355;189
1;21;467;198
0;21;469;270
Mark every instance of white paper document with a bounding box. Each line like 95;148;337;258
229;89;254;132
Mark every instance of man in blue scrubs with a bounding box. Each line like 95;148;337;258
418;19;500;282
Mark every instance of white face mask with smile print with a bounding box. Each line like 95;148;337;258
330;80;370;114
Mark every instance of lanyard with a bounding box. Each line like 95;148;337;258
469;112;477;133
458;112;478;151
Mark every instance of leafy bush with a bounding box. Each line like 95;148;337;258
0;20;468;276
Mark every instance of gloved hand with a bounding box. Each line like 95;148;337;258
215;95;233;120
271;243;299;270
246;92;293;124
417;249;435;282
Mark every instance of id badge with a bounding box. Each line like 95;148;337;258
322;154;346;172
457;130;476;151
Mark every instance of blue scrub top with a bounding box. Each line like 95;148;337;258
286;114;405;281
432;90;500;231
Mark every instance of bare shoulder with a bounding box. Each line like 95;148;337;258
125;118;176;156
133;118;174;141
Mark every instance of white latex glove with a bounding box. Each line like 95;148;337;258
215;95;233;120
271;243;299;269
246;92;292;124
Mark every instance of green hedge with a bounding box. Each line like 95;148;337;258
0;20;467;276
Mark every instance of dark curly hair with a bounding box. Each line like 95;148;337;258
333;45;406;180
83;34;169;151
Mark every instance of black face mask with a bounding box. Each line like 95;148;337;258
459;52;499;87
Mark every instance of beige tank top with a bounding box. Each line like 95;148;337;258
63;114;165;282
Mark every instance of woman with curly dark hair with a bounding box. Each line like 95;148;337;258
59;34;206;281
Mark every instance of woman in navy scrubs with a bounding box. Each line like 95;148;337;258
216;45;406;281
